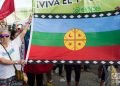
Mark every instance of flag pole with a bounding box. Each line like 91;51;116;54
25;0;34;63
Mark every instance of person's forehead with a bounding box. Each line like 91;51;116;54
1;31;10;34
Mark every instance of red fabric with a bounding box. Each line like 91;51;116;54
24;64;54;74
29;45;120;60
0;0;15;20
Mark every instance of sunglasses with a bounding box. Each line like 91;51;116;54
0;34;10;38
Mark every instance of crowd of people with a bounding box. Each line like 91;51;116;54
0;5;120;86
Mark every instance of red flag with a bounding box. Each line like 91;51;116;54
0;0;15;20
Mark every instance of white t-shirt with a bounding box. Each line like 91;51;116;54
0;36;22;79
20;41;25;59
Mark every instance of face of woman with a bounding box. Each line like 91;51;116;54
16;24;23;33
0;31;10;44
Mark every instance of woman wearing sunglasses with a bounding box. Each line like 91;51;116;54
0;19;31;86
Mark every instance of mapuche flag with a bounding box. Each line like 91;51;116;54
29;13;120;61
0;0;15;20
28;0;120;62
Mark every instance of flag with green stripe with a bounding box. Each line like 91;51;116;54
29;0;120;61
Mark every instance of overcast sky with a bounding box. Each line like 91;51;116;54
14;0;32;9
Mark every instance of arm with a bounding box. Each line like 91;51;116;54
0;57;16;65
19;16;32;41
0;57;25;65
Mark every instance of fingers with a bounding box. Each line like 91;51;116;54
16;60;26;65
26;15;32;25
115;6;120;10
20;59;26;65
24;17;32;30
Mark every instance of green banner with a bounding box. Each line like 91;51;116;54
33;0;120;13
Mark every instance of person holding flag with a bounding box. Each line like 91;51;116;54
0;16;31;86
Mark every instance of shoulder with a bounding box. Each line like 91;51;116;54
12;36;21;43
0;45;3;51
0;45;4;57
11;36;22;47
